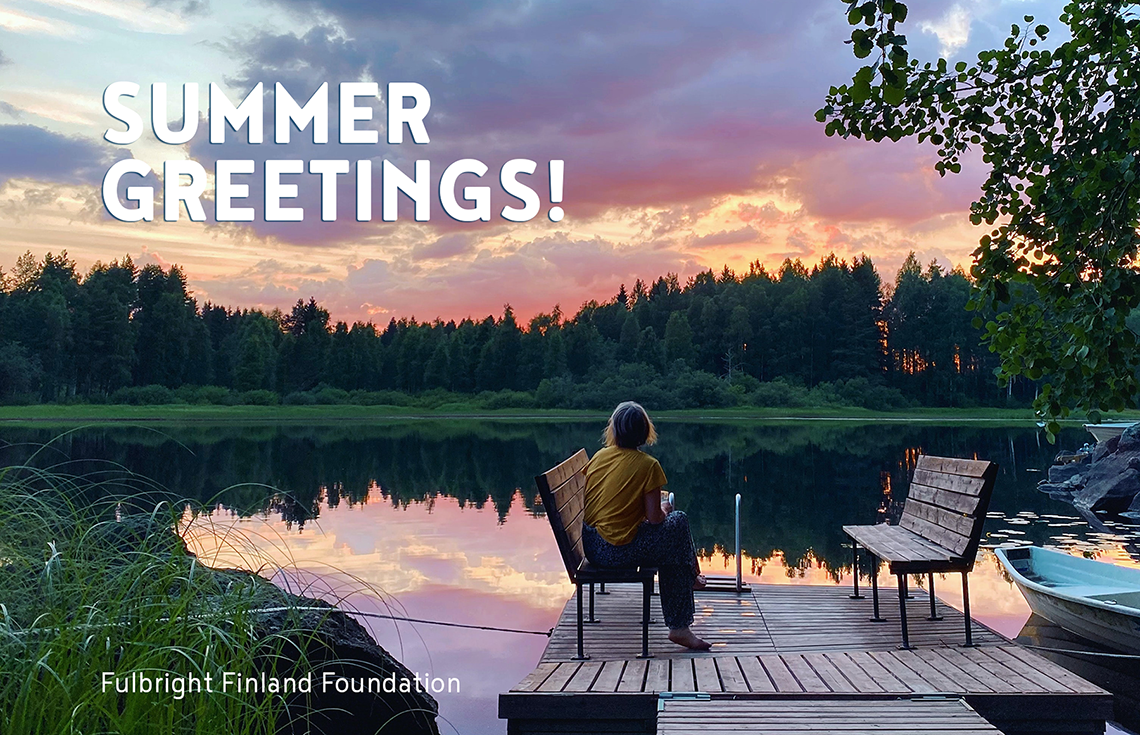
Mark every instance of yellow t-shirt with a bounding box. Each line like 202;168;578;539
584;446;668;546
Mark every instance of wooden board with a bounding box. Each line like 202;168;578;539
842;523;955;566
535;451;589;581
915;455;992;478
657;698;1004;733
537;448;587;494
912;467;989;495
909;482;986;514
552;470;585;515
899;512;972;557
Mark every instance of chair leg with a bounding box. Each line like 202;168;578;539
637;578;653;659
961;572;975;647
573;583;589;660
598;582;609;595
897;574;912;650
869;555;885;622
587;583;599;623
927;573;943;621
849;542;864;599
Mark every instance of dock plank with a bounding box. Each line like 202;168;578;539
616;658;646;692
590;660;625;692
644;658;670;692
761;654;804;692
802;652;858;692
536;661;579;692
562;660;602;692
694;657;720;692
716;656;750;693
845;649;913;692
822;651;884;692
658;698;1004;733
672;658;696;691
512;662;557;692
736;655;776;692
997;644;1108;694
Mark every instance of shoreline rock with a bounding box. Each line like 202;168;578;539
1039;423;1140;518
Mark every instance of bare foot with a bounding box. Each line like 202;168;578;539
668;627;712;651
693;574;708;590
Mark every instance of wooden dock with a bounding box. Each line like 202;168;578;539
499;582;1113;735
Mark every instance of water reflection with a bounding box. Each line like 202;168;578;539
3;419;1140;733
4;420;1138;567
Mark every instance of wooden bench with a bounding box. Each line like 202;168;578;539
843;455;998;649
535;449;657;660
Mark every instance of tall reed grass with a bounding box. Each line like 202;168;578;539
0;454;438;735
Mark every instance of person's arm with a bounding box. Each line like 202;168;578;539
643;487;669;524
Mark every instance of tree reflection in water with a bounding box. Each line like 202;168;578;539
1;420;1135;573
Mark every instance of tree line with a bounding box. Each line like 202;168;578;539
0;250;1033;409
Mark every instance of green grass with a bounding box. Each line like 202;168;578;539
0;403;1127;426
0;462;435;734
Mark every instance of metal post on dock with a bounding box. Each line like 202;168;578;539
735;493;742;593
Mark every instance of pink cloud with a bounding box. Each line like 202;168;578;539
195;233;702;322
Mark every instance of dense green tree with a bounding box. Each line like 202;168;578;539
819;0;1140;433
475;306;521;390
0;252;80;399
233;313;279;392
278;298;331;393
0;341;42;402
635;326;665;373
74;259;136;395
133;265;203;388
664;311;696;366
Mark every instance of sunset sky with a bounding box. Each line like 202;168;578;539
0;0;1066;323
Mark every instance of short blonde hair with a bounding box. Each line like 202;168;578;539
603;401;657;448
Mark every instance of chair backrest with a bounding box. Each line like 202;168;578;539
535;449;589;584
901;455;998;562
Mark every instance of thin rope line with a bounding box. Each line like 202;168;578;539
0;606;554;638
252;607;553;637
1019;642;1140;660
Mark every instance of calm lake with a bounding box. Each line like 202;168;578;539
2;419;1138;735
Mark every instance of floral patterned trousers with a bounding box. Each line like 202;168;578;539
583;510;700;629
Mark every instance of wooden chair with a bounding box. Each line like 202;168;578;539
843;455;998;649
535;449;657;660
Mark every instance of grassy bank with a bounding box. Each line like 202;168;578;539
0;472;300;734
0;466;439;735
0;403;1123;426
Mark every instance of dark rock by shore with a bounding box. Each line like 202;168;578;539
251;584;440;735
1039;423;1140;518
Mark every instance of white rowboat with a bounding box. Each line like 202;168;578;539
995;546;1140;655
1084;422;1135;443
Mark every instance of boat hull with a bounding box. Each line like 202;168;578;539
996;546;1140;655
1084;422;1135;443
1016;581;1140;655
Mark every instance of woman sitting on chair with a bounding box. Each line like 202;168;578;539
582;401;711;651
